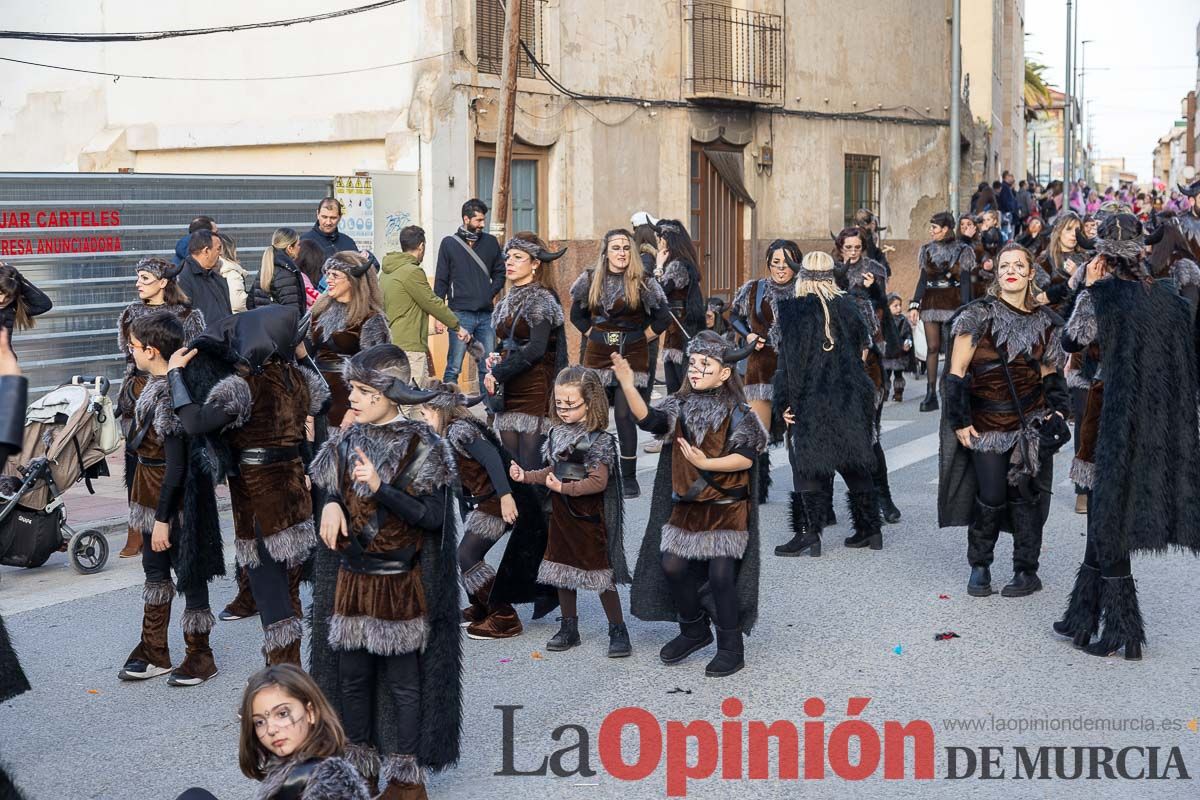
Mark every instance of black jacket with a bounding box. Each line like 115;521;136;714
300;223;358;258
434;232;506;313
176;257;232;327
0;273;51;335
267;253;306;315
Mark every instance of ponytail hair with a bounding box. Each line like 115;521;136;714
259;227;299;292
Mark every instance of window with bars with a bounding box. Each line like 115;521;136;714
475;0;546;78
843;154;880;229
684;1;783;104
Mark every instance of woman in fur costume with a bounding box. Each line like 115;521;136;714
570;229;671;498
115;256;207;559
169;304;329;667
772;252;883;558
1034;211;1091;314
616;331;765;678
308;345;461;798
729;239;801;505
907;212;976;412
1052;214;1200;660
652;220;706;395
483;233;567;469
510;366;631;657
939;243;1069;600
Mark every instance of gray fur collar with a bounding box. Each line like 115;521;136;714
843;257;887;289
656;387;740;443
950;298;1058;362
256;756;370;800
205;374;252;430
1065;289;1097;346
659;259;691;289
445;417;486;457
314;302;389;348
541;423;616;471
1173;258;1200;288
310;417;453;498
599;272;625;313
135;376;184;438
299;365;331;416
118;301;206;352
570;269;664;314
921;240;974;272
493;284;564;328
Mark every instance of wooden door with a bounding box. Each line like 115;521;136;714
689;142;745;301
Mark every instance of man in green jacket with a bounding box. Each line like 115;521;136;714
381;226;467;416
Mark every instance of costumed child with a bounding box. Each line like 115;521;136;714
509;366;631;657
613;331;764;678
883;293;914;402
308;345;462;799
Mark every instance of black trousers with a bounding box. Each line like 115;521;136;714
1070;386;1088;495
1081;490;1132;578
141;533;209;611
247;526;298;630
661;552;739;630
969;448;1045;573
339;648;421;754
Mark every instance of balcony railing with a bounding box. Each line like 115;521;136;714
684;2;784;105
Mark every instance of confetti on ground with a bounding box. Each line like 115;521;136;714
531;651;543;660
938;594;951;600
499;658;511;664
893;644;903;655
666;687;693;695
934;632;961;642
87;689;100;694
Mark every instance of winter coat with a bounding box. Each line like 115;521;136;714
267;253;306;316
380;251;460;352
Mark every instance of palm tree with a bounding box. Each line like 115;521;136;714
1024;60;1053;121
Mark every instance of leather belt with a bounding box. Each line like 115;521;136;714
589;328;645;348
137;456;166;467
315;358;344;372
926;278;959;289
238;445;301;466
972;390;1043;414
341;547;418;576
671;493;743;506
462;489;496;509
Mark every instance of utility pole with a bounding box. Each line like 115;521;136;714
949;0;961;215
489;0;522;242
1063;0;1074;185
1079;39;1093;183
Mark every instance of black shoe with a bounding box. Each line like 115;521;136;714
167;667;219;687
660;614;713;665
607;623;631;658
546;616;581;651
967;566;994;597
705;626;744;678
1052;563;1102;641
843;489;883;550
1082;575;1145;661
619;457;640;499
775;532;821;557
118;659;172;681
776;492;821;556
878;490;901;524
218;609;257;622
1001;571;1043;597
919;387;939;412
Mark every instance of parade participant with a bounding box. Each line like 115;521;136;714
116;256;206;559
569;229;671;498
939;242;1069;599
908;212;975;412
168;305;328;666
883;293;914;402
0;263;51;339
483;232;567;469
616;331;765;678
1034;211;1090;312
730;239;800;505
1052;214;1200;660
773;251;883;557
1145;213;1200;320
705;297;731;338
957;214;987;299
852;208;892;276
1174;177;1200;262
833;230;902;524
509;366;631;656
653;220;705;395
0;328;30;706
1017;215;1048;259
311;251;391;429
117;312;224;686
308;345;461;798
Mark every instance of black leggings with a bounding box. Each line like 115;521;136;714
141;535;210;611
458;530;499;574
1081;490;1132;578
660;553;739;630
247;527;299;630
923;321;946;388
339;648;421;754
1071;386;1088;495
500;430;545;471
664;360;685;396
971;449;1025;506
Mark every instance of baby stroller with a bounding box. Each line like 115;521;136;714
0;376;120;577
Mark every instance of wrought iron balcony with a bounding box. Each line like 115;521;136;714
684;2;784;105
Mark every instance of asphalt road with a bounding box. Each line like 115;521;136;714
2;397;1198;799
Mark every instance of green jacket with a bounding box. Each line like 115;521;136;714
380;252;460;351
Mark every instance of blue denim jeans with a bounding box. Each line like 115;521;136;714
444;309;495;385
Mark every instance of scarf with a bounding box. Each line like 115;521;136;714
458;225;481;244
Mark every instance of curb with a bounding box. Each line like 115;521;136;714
73;496;234;539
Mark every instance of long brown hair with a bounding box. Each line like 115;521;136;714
237;665;346;781
312;250;383;331
587;229;642;310
0;266;34;330
421;381;479;434
552;365;608;430
1048;212;1081;270
505;231;558;295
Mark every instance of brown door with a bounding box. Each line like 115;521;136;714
689;142;746;301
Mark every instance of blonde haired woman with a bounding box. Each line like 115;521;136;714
259;227;305;315
772;251;883;557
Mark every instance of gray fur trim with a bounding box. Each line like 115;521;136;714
262;616;303;653
642;276;668;311
295;756;373;800
360;313;392;348
542;423;617;472
341;354;410;400
494;410;547;434
465;509;507;541
728;409;769;454
493;284;564;328
537;560;615;592
569;270;593;304
920;308;958;322
731;280;753;317
1065;290;1098;346
261;518;317;569
300;365;331;416
180;607;215;635
380;753;422;788
329;614;428;656
1068;263;1087;291
118;302;205;354
461;560;497;594
969;428;1022;454
1066;366;1092;390
135;377;184;438
1070;457;1096;489
846;258;887;290
881;358;908;371
662;347;685;364
143;579;175;606
1041;325;1068;369
445;417;482;456
235;537;260;569
655;388;740;444
1173;258;1200;288
951;299;1060;363
311;418;453;498
660;259;691;289
314;301;387;348
594;366;649;388
205;374;252;430
129;502;157;536
920;240;975;273
660;523;749;560
343;744;381;781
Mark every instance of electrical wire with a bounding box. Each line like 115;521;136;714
0;1;408;42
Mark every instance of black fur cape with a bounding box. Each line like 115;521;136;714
1087;278;1200;563
0;614;28;705
772;294;877;477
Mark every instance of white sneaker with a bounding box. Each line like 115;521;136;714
118;660;172;681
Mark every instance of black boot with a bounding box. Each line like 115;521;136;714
705;626;744;677
607;622;631;658
1083;575;1144;660
1053;563;1102;647
1002;497;1043;597
546;616;581;651
919;385;939;412
659;613;714;665
775;491;822;557
757;451;772;504
843;489;884;550
966;498;1003;596
620;456;640;499
875;455;901;524
823;474;837;525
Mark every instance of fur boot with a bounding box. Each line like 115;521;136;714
844;489;884;550
1083;575;1145;660
757;451;772;504
1053;562;1102;647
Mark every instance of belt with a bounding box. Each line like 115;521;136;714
238;445;301;466
137;456;166;467
972;390;1043;414
462;489;496;509
315;358;344;372
589;328;646;348
341;547;418;576
671;494;743;506
926;278;959;289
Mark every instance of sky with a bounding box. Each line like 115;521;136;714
1023;0;1199;184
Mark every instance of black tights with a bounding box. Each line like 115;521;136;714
971;449;1025;507
557;588;623;623
457;531;498;575
339;648;421;754
1071;387;1088;495
923;321;945;388
611;387;639;459
1081;491;1132;578
500;430;545;471
660;553;739;630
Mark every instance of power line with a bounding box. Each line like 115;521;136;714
0;1;406;42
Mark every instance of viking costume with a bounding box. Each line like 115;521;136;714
971;227;1004;300
939;295;1068;598
654;221;705;395
519;422;631;655
253;755;371;800
171;305;328;666
630;332;766;678
569;269;670;497
883;305;914;402
1146;214;1200;322
1034;246;1091;315
772;267;883;558
489;238;567;467
118;376;224;685
1172;177;1200;264
1052;214;1200;659
910;233;975;411
308;349;462;798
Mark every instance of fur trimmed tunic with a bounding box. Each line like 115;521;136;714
312;302;391;427
255;756;371;800
116;301;206;422
730;276;797;402
446;417;510;543
911;240;974;322
491;284;564;434
570;270;669;387
657;258;700;364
